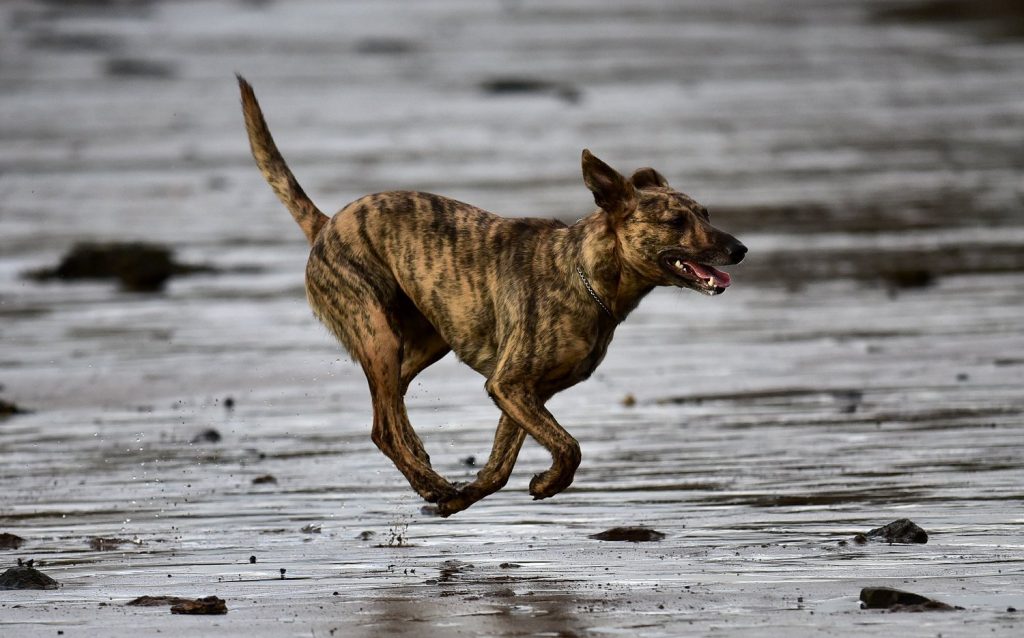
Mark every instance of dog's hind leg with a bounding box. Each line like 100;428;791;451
438;414;526;516
306;265;457;503
357;318;458;503
396;326;451;465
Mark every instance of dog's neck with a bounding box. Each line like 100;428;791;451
572;213;654;322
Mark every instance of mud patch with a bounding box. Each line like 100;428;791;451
127;595;193;607
747;243;1024;289
104;57;177;79
860;587;960;611
169;596;228;615
871;0;1024;41
480;77;581;103
589;527;666;542
88;537;140;551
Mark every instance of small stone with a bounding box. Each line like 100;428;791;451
621;393;637;407
251;475;277;485
191;428;221;444
249;556;256;564
864;519;928;544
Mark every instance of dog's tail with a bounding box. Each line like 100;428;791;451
237;74;328;244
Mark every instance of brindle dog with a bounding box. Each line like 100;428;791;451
238;76;746;516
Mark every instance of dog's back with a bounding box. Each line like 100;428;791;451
312;190;576;376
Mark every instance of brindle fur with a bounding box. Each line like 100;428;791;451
238;76;747;516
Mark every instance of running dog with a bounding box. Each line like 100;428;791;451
238;76;746;516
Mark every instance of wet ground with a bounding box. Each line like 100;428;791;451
1;0;1023;635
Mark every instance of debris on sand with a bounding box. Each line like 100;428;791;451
88;537;140;551
251;474;277;485
300;523;322;534
860;587;960;611
0;533;25;550
169;596;228;615
863;518;929;544
25;242;215;292
0;560;59;590
621;393;637;407
127;595;193;607
589;526;666;542
0;399;27;419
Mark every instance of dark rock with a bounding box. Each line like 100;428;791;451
589;526;666;542
192;428;222;444
0;533;26;549
127;595;192;607
860;587;959;611
0;563;59;590
0;399;27;419
169;596;227;615
499;562;521;569
460;455;476;467
251;474;277;485
864;518;928;544
26;242;214;292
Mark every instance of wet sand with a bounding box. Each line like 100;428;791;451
2;0;1023;635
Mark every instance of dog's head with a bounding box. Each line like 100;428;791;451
582;149;746;296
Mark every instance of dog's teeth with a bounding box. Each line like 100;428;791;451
708;277;716;288
674;260;683;270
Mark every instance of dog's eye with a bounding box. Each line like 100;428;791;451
666;216;688;228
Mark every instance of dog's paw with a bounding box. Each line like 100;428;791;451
418;481;459;505
528;471;572;500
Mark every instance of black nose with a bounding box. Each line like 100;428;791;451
729;241;747;264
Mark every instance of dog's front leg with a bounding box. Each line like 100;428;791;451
484;376;581;500
438;414;527;516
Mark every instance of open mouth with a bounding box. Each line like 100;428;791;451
663;257;732;296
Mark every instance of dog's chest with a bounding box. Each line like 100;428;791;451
541;326;616;393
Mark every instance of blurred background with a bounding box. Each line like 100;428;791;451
2;0;1022;407
1;2;1023;634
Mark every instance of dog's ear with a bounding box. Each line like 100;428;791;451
582;149;637;219
630;167;669;190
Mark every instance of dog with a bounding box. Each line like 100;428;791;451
237;76;746;516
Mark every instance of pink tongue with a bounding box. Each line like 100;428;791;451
685;261;731;288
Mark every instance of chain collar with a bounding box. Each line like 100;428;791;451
575;264;616;321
